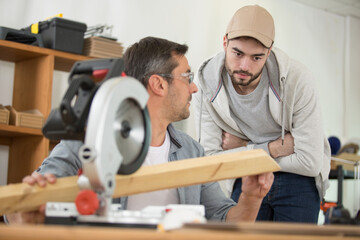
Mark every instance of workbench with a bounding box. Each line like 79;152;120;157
0;222;359;240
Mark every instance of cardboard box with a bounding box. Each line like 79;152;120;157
0;104;10;125
5;106;44;129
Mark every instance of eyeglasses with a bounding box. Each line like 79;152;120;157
158;72;194;84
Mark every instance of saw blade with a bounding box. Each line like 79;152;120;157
114;99;150;174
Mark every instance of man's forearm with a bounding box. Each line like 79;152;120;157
268;133;294;158
225;194;262;222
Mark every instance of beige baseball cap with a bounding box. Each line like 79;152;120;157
226;5;275;48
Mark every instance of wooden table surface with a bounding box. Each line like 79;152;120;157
0;222;359;240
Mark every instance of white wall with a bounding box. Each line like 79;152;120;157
0;146;9;186
345;16;360;140
0;0;359;215
0;0;355;137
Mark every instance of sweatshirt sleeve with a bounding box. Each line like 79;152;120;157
275;62;328;178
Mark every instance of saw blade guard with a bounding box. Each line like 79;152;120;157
114;100;151;175
78;76;150;197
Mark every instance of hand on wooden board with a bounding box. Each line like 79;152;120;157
226;172;274;222
242;172;274;199
5;172;56;224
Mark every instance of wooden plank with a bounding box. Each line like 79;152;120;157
113;149;278;197
0;149;279;215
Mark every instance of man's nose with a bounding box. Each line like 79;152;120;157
190;82;198;94
238;57;251;71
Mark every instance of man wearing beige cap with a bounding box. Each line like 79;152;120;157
194;5;331;223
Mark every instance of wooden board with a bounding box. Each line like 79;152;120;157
0;149;279;215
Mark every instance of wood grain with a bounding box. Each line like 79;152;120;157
0;149;279;215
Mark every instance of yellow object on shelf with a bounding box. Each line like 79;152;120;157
30;13;63;34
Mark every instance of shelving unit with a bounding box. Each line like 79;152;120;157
0;40;91;184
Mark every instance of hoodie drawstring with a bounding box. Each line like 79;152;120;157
281;76;285;145
198;89;203;143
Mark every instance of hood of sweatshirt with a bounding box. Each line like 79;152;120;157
196;47;292;143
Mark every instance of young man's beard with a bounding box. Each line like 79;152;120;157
225;61;264;87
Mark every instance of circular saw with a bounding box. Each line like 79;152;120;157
77;76;150;215
42;58;151;216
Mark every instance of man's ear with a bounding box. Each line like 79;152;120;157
148;74;167;97
223;35;228;51
267;46;272;57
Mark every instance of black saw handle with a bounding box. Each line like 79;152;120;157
42;58;125;140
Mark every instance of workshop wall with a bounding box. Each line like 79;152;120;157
0;0;358;139
0;0;359;217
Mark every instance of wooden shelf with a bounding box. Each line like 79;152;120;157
0;40;92;183
0;40;91;72
0;124;42;138
0;124;43;147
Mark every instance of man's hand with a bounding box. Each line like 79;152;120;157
221;131;248;150
5;172;56;224
268;133;294;158
241;172;274;199
226;172;274;222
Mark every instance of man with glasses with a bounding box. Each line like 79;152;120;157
6;36;273;224
193;5;331;223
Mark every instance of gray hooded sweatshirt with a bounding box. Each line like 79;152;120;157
193;48;331;199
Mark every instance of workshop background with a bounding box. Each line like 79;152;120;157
0;0;359;223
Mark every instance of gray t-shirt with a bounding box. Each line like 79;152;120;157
224;67;282;152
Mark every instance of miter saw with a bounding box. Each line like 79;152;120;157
42;58;156;226
42;58;205;228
